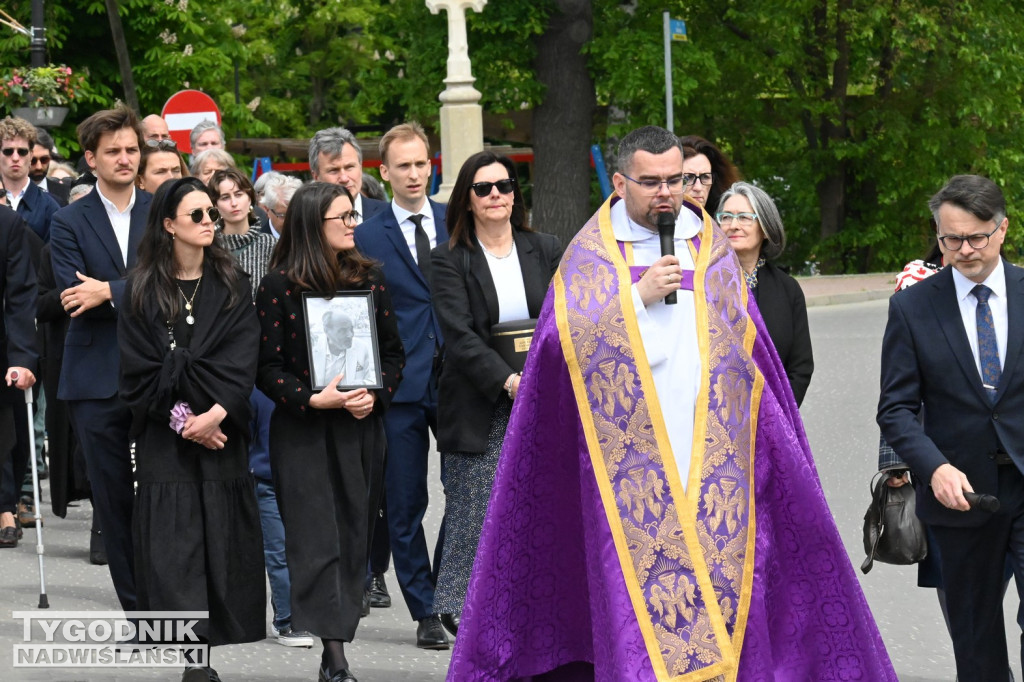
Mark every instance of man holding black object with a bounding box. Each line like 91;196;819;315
450;126;895;680
878;174;1024;679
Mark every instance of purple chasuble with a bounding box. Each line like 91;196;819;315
448;197;895;682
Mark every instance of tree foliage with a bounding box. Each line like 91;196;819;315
0;0;1022;271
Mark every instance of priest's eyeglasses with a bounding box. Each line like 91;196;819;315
716;212;759;226
621;174;686;194
937;224;1000;251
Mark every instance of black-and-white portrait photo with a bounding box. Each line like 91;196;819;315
303;291;382;390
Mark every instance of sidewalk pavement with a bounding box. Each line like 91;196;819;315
798;272;896;307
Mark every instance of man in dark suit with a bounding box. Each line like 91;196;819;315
50;104;149;611
0;207;38;547
308;126;387;224
878;174;1024;679
0;118;60;241
355;122;449;650
30;129;70;207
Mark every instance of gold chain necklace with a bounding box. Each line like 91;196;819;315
176;275;202;325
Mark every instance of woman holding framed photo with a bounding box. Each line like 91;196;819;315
118;177;265;681
255;182;404;682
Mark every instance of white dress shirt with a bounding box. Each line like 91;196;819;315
392;198;437;266
96;185;136;268
952;258;1008;375
611;200;703;491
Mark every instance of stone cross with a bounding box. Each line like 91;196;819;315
426;0;488;200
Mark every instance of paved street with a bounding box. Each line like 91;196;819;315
1;295;1018;680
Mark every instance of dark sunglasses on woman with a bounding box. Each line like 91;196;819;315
177;207;220;224
470;178;516;197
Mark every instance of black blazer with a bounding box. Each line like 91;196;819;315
753;261;813;406
878;261;1024;527
431;229;563;453
0;207;38;405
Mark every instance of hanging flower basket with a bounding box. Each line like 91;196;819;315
1;64;87;126
12;106;69;128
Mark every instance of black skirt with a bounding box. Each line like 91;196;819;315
269;407;386;641
133;419;266;646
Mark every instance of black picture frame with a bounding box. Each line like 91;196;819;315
302;290;382;391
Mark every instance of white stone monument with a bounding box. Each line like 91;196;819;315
426;0;487;201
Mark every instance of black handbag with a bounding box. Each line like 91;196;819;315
860;471;928;574
489;319;537;373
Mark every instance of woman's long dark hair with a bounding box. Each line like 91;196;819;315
130;176;242;318
447;151;531;250
268;182;376;291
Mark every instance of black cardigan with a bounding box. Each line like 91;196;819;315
431;229;563;453
752;261;814;406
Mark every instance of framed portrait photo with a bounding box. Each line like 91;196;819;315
302;291;383;391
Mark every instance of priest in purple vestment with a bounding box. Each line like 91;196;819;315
447;126;896;682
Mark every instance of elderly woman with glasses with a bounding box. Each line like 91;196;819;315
716;181;813;406
680;134;740;211
429;151;563;635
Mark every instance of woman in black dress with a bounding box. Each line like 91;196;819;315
255;182;404;682
118;177;265;682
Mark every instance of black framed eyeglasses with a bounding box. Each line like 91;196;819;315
177;207;220;224
268;207;287;219
324;210;360;225
1;147;30;157
621;174;685;194
683;172;714;187
30;155;51;166
937;224;1000;251
470;178;516;197
145;139;178;151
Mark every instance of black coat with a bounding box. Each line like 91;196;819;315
431;229;563;453
0;206;38;404
752;260;814;406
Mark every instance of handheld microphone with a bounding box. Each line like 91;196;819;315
656;211;677;305
964;491;1000;513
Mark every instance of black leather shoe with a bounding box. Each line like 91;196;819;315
440;612;459;637
368;572;391;608
320;665;357;682
181;667;219;682
416;615;450;650
360;590;370;617
90;530;108;565
0;524;18;548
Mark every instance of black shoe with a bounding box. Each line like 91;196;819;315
416;615;450;650
320;665;357;682
440;612;459;637
368;572;391;608
90;530;108;565
0;524;17;548
360;590;370;617
181;667;219;682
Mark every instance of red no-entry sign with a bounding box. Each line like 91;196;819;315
161;90;221;154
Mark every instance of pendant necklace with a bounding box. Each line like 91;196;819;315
176;275;202;325
479;236;515;260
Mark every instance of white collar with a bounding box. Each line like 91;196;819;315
952;257;1006;303
96;184;136;215
610;198;702;243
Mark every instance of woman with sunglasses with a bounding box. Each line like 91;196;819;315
209;167;274;298
716;181;813;405
429;151;563;634
679;134;740;211
136;139;187;193
118;177;265;681
255;182;404;682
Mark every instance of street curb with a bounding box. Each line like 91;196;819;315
804;289;892;308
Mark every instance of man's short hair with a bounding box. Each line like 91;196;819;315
33;127;57;155
261;175;302;209
616;126;682;175
77;103;142;154
928;174;1006;227
309;127;360;175
0;117;38;146
189;120;226;149
379;122;429;165
253;170;283;197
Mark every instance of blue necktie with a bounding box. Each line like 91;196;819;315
972;284;1001;400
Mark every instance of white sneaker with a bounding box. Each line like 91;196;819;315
271;624;315;648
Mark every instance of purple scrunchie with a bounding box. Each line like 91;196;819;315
169;401;194;434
